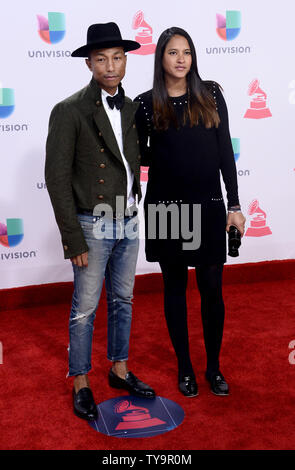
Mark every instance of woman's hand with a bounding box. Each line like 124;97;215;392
226;212;246;237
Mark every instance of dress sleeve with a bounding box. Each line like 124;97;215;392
134;94;153;166
214;83;240;208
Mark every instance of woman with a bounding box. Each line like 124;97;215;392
134;27;245;397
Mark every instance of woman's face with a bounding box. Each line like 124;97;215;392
162;34;192;81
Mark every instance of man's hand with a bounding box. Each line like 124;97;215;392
71;252;88;267
226;212;246;237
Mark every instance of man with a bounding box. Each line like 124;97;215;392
45;22;155;422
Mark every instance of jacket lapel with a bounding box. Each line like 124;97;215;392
93;106;123;162
121;100;139;141
87;78;121;162
89;78;139;163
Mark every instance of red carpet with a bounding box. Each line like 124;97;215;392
1;262;295;450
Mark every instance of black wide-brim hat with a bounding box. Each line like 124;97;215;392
71;22;140;57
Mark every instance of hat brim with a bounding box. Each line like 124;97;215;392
71;39;141;57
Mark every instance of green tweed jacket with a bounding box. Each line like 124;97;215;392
45;78;141;259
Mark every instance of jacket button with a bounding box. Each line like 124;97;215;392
137;155;141;160
98;132;102;136
133;124;136;129
98;179;105;184
99;163;106;168
100;148;105;153
64;245;68;250
98;195;104;200
137;140;139;144
96;100;101;106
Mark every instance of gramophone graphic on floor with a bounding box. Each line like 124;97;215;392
244;79;272;119
245;199;272;237
114;400;166;430
129;11;156;55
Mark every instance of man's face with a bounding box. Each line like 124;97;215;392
86;47;127;95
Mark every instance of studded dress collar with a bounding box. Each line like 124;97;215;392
168;92;188;106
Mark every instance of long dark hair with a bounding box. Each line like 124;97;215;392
153;27;220;130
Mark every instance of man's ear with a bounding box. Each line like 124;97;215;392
85;58;92;72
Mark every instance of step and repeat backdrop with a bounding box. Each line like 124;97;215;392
0;0;294;289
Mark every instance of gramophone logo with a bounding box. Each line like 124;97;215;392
216;11;241;41
0;85;14;118
140;166;149;182
88;395;184;437
114;400;166;430
0;219;24;247
245;199;272;237
244;79;272;119
129;11;156;55
37;12;66;44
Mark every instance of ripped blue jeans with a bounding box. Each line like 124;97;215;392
68;213;139;377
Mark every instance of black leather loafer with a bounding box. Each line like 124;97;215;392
206;372;229;396
178;375;198;397
108;369;156;398
72;387;98;421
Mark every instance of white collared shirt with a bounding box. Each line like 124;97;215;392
101;88;135;208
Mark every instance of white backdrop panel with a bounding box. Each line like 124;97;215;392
0;0;294;288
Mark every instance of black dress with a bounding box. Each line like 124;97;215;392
134;82;240;266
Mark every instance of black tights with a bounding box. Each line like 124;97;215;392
159;261;225;379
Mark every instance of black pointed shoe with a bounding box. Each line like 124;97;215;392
72;387;98;421
108;369;156;398
178;375;199;397
206;372;229;396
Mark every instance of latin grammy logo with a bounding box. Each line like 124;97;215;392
244;79;272;119
129;11;156;55
114;399;166;430
245;199;272;237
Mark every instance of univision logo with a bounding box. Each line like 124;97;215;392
0;219;24;247
37;12;66;44
0;83;29;131
231;138;250;177
0;218;37;260
28;13;71;59
206;11;251;55
231;138;240;161
36;182;47;189
0;86;14;118
216;11;241;41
